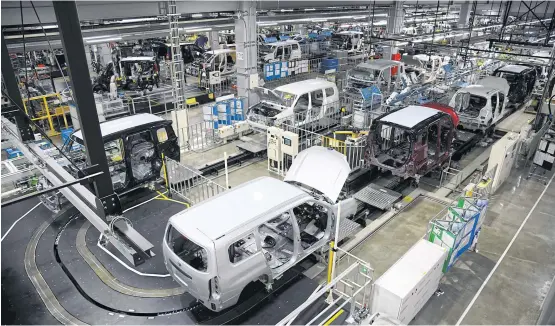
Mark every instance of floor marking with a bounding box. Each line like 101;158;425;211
456;172;555;325
1;202;42;242
122;191;167;213
324;309;344;326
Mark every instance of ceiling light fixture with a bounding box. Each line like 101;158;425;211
85;36;122;43
183;27;212;32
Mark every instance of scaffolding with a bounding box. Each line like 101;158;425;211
22;93;70;136
167;0;188;143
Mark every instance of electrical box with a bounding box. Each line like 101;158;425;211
249;74;259;89
281;130;299;172
267;127;282;173
371;240;447;324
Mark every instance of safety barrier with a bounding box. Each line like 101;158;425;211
276;255;373;326
279;121;367;172
125;88;175;116
260;53;370;86
183;120;223;152
22;93;71;136
165;157;226;205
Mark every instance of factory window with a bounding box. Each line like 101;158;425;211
325;87;335;98
167;225;208;272
156;127;168;143
228;233;257;264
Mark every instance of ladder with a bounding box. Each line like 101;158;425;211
167;0;189;146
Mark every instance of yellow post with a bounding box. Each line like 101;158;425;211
43;96;55;135
161;153;169;190
23;98;29;115
327;240;335;284
57;93;69;130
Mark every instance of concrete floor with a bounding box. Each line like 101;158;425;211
312;163;555;325
317;196;447;284
497;108;537;133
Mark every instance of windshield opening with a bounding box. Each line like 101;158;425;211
348;68;381;87
274;90;297;107
167;225;208;272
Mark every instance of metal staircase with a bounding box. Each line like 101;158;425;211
167;0;189;144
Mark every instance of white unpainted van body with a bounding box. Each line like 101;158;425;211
163;147;351;312
449;76;510;132
246;79;340;131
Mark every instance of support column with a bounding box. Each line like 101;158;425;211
459;2;472;28
386;2;404;57
295;24;306;35
235;1;258;107
97;43;113;66
53;1;116;201
209;30;220;49
387;1;404;35
1;32;34;141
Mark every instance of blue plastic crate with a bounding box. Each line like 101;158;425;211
5;147;23;159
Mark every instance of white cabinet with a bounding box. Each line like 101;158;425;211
371;239;447;324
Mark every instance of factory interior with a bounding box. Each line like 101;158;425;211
2;0;555;325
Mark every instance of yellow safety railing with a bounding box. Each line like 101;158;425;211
22;93;70;136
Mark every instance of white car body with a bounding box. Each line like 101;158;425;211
260;40;302;63
331;31;365;53
449;76;510;132
202;48;236;76
163;146;351;312
247;79;340;131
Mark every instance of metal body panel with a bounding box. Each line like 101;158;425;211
164;147;350;312
284;146;351;203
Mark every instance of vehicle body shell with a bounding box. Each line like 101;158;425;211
163;147;350;312
68;113;179;193
246;79;340;131
259;40;302;63
493;64;537;107
190;49;236;77
365;105;455;181
448;77;510;132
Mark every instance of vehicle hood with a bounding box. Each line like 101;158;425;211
273;108;295;120
254;87;286;106
478;76;510;96
284;146;351;203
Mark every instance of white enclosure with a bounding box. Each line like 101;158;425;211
371;239;447;324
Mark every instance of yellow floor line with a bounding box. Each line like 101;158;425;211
324;309;344;326
155;191;190;207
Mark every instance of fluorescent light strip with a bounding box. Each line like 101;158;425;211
85;36;122;43
84;35;116;40
181;27;212;32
